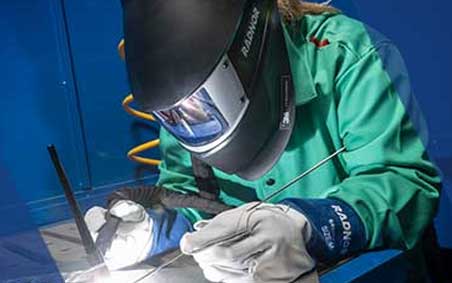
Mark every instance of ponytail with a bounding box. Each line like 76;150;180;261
277;0;339;22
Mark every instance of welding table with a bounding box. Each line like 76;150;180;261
38;221;420;283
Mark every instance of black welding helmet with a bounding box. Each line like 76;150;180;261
122;0;295;180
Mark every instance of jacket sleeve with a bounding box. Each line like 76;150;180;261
156;127;207;224
327;43;441;250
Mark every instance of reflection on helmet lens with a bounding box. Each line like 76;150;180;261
153;88;229;146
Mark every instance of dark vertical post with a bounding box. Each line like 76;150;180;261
47;145;110;277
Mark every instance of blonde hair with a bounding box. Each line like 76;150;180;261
277;0;339;22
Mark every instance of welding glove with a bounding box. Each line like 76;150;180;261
85;200;154;270
180;198;367;283
180;202;318;283
85;200;193;270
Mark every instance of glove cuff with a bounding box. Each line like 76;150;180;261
147;209;193;257
280;198;367;263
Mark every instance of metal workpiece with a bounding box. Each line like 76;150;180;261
40;220;433;283
40;221;323;283
41;222;211;283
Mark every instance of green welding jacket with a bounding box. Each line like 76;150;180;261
156;13;440;251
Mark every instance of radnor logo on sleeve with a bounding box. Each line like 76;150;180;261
241;6;260;58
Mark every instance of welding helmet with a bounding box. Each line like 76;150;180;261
122;0;295;180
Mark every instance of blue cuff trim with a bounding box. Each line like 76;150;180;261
147;209;193;257
280;198;367;263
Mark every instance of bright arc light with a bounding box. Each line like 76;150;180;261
94;273;122;283
94;269;152;283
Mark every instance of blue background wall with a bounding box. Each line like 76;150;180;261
1;0;451;248
345;0;452;248
0;0;160;224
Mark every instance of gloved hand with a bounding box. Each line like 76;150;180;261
85;200;154;270
180;202;319;283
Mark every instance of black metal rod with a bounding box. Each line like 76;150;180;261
47;145;108;272
95;216;120;257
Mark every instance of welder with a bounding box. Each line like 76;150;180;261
85;0;441;282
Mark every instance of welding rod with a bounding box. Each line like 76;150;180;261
248;146;346;211
47;145;109;276
133;146;347;282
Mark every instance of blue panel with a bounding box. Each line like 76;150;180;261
435;177;452;248
61;0;160;188
320;249;436;283
0;1;89;204
321;250;405;283
0;162;63;281
350;0;452;249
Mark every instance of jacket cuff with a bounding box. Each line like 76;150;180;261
147;209;193;257
280;198;367;263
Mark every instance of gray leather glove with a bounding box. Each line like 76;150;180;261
84;200;154;270
180;202;319;283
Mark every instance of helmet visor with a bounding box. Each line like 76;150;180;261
153;88;229;146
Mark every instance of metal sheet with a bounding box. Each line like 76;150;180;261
41;222;211;283
41;220;430;283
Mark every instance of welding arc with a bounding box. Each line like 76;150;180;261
47;145;110;277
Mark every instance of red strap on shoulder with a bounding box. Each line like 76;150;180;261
310;36;330;48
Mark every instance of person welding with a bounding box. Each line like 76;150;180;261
85;0;441;282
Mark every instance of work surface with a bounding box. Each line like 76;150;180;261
40;221;211;283
39;221;410;283
40;221;320;283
